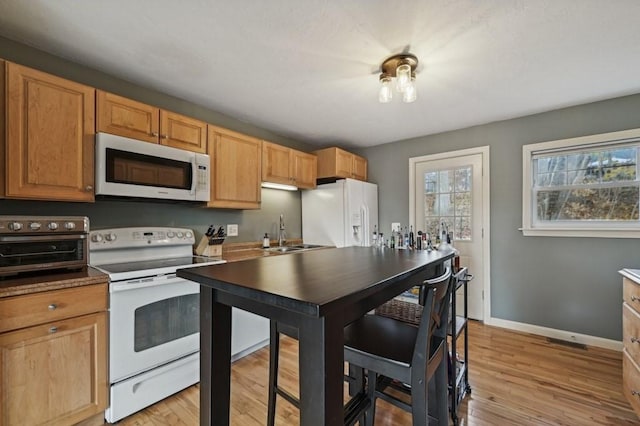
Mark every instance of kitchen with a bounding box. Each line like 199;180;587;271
2;1;640;425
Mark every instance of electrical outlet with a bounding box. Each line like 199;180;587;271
227;224;238;237
391;222;401;233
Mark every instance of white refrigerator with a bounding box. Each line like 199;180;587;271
302;178;378;248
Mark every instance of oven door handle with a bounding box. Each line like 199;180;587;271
0;248;77;258
0;234;87;242
110;273;197;292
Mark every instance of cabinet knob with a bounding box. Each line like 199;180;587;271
151;132;159;137
161;134;168;139
85;185;93;191
48;304;57;311
632;296;639;302
632;337;640;344
49;326;58;334
632;390;640;397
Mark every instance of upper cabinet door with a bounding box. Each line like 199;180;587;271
335;148;353;178
96;90;159;143
0;60;6;198
352;154;368;181
262;141;293;185
160;111;207;153
292;150;317;189
6;63;95;202
208;126;261;209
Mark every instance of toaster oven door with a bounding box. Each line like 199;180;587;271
0;234;87;276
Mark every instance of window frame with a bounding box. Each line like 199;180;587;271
522;127;640;238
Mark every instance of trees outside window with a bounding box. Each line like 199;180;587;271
522;128;640;238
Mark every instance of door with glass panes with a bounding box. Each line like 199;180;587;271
414;153;484;320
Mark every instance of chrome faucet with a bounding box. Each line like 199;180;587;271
278;214;286;247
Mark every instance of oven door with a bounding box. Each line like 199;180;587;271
0;234;87;276
109;272;200;383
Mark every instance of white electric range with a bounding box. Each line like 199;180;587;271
89;227;225;423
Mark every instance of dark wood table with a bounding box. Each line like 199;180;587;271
177;246;455;426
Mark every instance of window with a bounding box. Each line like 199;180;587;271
423;167;472;240
522;128;640;238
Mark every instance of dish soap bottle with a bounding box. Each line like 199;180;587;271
262;233;270;249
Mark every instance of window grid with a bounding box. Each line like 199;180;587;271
423;166;472;241
532;145;640;222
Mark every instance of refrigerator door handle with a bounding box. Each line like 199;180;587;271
361;205;369;246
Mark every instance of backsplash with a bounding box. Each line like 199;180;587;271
0;188;302;243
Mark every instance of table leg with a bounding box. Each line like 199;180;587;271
298;315;344;426
200;286;232;426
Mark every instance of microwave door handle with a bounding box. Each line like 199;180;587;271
191;157;197;195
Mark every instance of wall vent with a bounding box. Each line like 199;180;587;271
546;337;587;350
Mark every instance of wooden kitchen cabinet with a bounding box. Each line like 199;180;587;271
314;146;367;182
97;90;207;153
0;60;5;198
0;283;108;426
262;141;317;189
621;271;640;417
207;125;262;209
4;62;96;202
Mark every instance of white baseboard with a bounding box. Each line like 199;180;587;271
485;317;623;351
231;338;269;362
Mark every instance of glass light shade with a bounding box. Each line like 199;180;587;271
395;63;412;92
378;79;393;103
402;79;417;103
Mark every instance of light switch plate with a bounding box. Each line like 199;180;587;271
227;224;238;237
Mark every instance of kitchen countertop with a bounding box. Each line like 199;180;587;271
221;238;313;263
0;240;326;297
620;269;640;283
0;267;108;298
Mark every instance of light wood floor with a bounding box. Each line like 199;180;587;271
112;321;638;425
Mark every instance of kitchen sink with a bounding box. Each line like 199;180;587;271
288;244;326;249
266;244;328;253
267;246;304;253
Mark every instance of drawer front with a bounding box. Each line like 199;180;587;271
623;303;640;360
0;283;107;333
624;277;640;308
623;350;640;416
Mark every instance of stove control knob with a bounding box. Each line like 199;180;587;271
64;222;76;230
105;233;117;242
8;222;23;231
48;222;59;231
167;231;175;238
177;232;184;238
29;222;42;231
185;231;193;239
91;233;103;243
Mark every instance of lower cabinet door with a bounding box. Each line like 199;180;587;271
0;312;108;426
623;349;640;416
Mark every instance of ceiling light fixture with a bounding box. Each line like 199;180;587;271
378;53;418;103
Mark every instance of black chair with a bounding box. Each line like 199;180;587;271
343;268;453;426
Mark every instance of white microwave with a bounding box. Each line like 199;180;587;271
95;133;210;202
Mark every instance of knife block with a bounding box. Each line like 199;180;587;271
195;236;223;257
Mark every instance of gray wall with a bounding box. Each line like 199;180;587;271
361;94;640;341
0;37;308;243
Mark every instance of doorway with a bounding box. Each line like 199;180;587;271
409;147;490;321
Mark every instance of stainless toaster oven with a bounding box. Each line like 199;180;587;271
0;216;89;277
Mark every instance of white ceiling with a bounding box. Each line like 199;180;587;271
1;0;639;148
